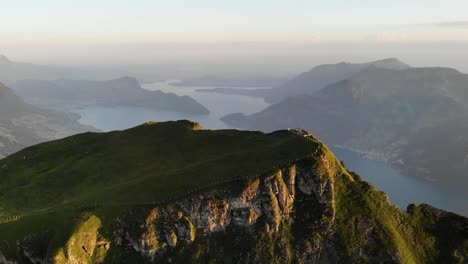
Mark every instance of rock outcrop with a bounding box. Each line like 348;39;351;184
0;153;341;263
5;153;464;264
0;122;466;264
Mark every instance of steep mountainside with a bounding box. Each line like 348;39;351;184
11;77;209;114
222;67;468;187
0;82;93;157
0;121;466;264
397;118;468;185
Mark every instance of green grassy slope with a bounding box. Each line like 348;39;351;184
0;120;319;215
0;120;465;263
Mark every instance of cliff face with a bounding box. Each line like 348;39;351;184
3;154;466;264
115;159;335;264
2;156;337;263
0;122;466;264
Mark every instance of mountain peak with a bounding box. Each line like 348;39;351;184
374;57;402;63
108;76;141;88
114;76;138;82
368;58;410;70
0;82;17;97
0;120;466;263
0;55;11;64
138;120;204;131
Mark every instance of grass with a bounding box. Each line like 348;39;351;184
316;145;435;263
0;120;319;215
0;120;320;259
0;120;465;263
333;165;419;263
54;213;104;264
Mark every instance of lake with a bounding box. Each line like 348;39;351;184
76;81;268;130
75;81;467;216
332;147;467;215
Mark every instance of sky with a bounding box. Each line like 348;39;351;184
0;0;467;74
1;0;468;44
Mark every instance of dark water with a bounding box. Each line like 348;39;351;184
332;147;468;215
75;82;467;216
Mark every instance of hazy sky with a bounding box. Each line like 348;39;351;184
2;0;468;44
1;0;467;75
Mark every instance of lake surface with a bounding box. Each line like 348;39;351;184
75;81;467;216
76;81;269;131
332;147;467;215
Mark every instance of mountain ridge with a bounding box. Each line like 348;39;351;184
0;55;11;64
222;65;468;187
0;82;94;157
10;77;210;115
197;58;411;102
0;121;466;263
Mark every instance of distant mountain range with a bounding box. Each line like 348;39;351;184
0;121;466;263
264;58;411;103
0;56;209;156
223;59;468;188
11;77;210;115
199;58;410;103
0;55;92;84
0;82;93;157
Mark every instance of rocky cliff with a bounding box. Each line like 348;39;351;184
0;121;466;263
